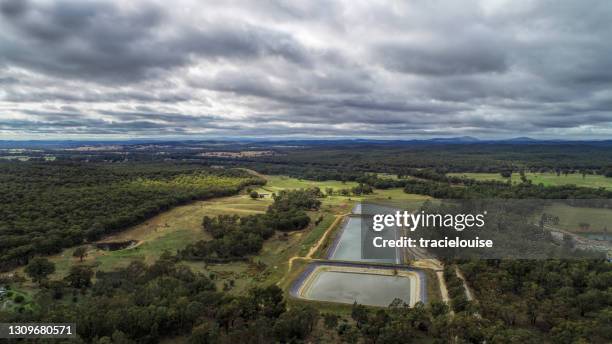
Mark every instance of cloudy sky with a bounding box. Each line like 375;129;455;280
1;0;611;140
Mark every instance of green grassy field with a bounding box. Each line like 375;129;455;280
0;288;35;313
539;203;612;233
32;193;270;278
449;172;612;189
298;214;336;257
258;175;359;191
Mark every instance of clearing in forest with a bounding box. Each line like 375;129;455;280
449;172;612;189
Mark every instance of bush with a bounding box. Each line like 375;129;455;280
323;313;339;329
274;306;319;342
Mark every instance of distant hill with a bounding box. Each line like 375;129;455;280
426;136;480;143
4;137;612;150
503;137;538;143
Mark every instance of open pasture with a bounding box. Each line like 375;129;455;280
448;172;612;189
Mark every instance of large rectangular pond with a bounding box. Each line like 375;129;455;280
328;215;400;263
303;270;412;307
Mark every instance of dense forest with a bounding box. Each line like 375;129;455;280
0;253;322;343
457;259;612;343
0;251;501;344
0;162;264;270
203;142;612;176
20;140;612;178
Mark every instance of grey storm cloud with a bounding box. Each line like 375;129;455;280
0;0;310;83
375;34;509;76
1;0;612;139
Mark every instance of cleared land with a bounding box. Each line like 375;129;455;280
33;193;272;282
539;202;612;233
257;175;358;192
449;172;612;189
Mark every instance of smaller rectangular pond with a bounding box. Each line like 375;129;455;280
305;271;411;306
291;263;425;307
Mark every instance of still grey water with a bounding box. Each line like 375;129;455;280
304;271;411;306
329;216;399;263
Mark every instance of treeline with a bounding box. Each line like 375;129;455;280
216;160;369;182
0;162;264;270
443;265;472;313
403;177;612;200
180;188;321;262
231;161;411;191
26;141;612;175
1;254;320;343
458;259;612;343
343;300;498;343
204;142;612;175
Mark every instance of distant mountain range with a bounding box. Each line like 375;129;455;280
2;137;612;149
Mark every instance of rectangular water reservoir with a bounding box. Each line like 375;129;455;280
305;271;411;307
292;263;423;307
328;216;399;263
